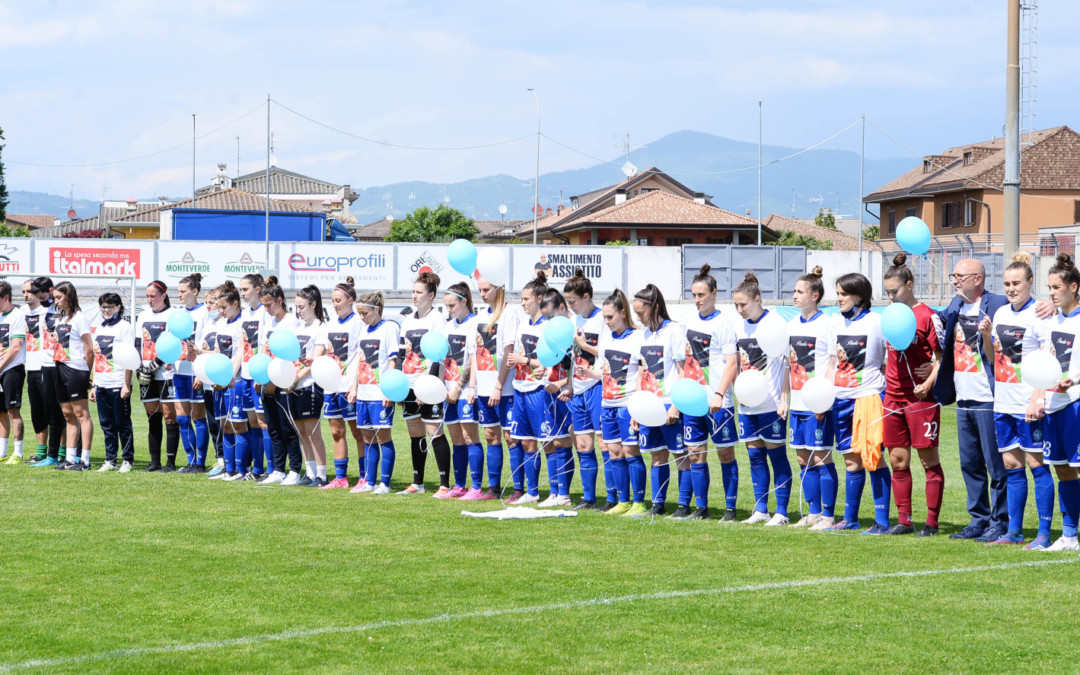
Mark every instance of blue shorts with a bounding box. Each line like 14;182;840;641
789;410;834;451
171;374;204;404
546;397;572;442
476;393;513;428
241;378;264;414
601;405;638;446
211;388;228;420
510;387;548;441
1044;400;1080;466
684;407;738;448
322;392;357;421
833;397;856;453
357;400;395;429
225;381;247;424
994;412;1044;453
738;411;787;444
570;385;602;434
639;404;685;453
445;397;477;425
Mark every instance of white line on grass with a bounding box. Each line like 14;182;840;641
2;558;1075;672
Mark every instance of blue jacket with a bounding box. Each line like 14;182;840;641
933;291;1009;406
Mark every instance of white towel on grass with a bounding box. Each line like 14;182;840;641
461;507;578;520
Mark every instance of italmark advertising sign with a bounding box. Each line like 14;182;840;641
37;240;155;283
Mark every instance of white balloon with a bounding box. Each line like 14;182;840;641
414;374;447;405
112;342;141;371
756;319;790;360
627;391;667;428
1023;350;1062;390
800;376;836;414
193;353;211;384
311;356;343;392
476;247;510;288
267;357;296;389
734;370;769;408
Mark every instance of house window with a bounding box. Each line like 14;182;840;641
888;209;897;234
923;160;933;173
639;188;654;195
665;237;693;246
905;207;917;218
942;202;954;229
706;236;731;245
965;201;976;227
637;237;650;246
963;151;973;165
1074;200;1080;224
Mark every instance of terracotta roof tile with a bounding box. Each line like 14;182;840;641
763;214;863;251
566;191;756;228
5;214;58;229
110;189;317;223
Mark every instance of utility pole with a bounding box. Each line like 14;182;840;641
1004;0;1021;260
757;101;763;245
529;88;540;246
859;114;865;275
192;114;197;201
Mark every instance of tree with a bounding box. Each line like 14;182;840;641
384;205;478;243
815;208;836;229
767;230;833;250
863;225;880;241
0;126;7;223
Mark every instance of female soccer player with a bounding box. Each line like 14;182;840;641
21;279;53;465
564;269;606;509
135;280;179;472
536;288;575;507
317;278;366;490
828;273;890;534
258;279;303;485
398;271;452;496
681;264;739;521
51;281;94;469
90;292;135;472
198;287;226;476
732;273;792;526
174;272;210;473
632;284;687;518
442;282;486;500
475;275;520;499
786;266;839;530
350;290;401;494
211;282;250;481
982;252;1053;547
290;285;329;486
881;253;946;537
238;273;270;477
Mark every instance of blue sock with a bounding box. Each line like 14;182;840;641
802;465;822;515
767;446;793;517
365;442;380;485
602;451;617;504
467;442;484;490
544;451;558;494
677;468;692;507
651;463;671;506
691;463;709;509
486;444;504;490
613;457;630;502
869;466;891;528
452;444;468;489
628;455;647;504
236;430;252;473
223;433;236;474
247;428;262;475
557;447;574;496
748;446;771;514
1058;478;1080;538
193;418;209;466
523;451;541;496
334;457;349;480
380;442;396;486
176;415;194;464
1006;467;1029;534
1031;465;1054;537
820;463;838;518
844;468;866;523
579;450;598;503
509;443;525;490
262;429;273;473
721;460;738;509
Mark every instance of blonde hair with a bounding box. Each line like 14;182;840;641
1006;251;1034;282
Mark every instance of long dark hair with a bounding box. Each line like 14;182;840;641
836;272;873;311
633;283;671;330
1049;254;1080;295
563;267;593;300
602;289;636;330
296;285;328;322
691;264;717;294
445;282;474;315
217;281;241;311
259;275;286;312
53;281;81;319
179;272;203;295
147;280;171;308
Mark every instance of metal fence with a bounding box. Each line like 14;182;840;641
681;245;806;299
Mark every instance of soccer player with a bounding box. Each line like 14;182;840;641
442;282;485;500
475;275;520;499
135;280;180;472
0;281;27;464
535;289;575;507
90;292;135;472
238;273;270;477
317;279;366;490
350;290;400;494
564;269;605;510
210;282;250;481
258;279;303;485
174;273;210;473
291;285;329;487
51;282;94;470
20;280;51;464
197;287;226;476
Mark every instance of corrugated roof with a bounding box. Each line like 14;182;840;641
214;167;342;196
110;189;318;223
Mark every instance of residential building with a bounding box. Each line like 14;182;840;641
5;214;58;231
197;165;358;218
762;214;863;250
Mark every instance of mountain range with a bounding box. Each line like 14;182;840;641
8;130;915;225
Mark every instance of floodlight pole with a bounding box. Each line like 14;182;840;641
265;94;271;273
1004;0;1021;260
859;114;865;275
192;114;197;201
529;88;540;246
757;101;763;245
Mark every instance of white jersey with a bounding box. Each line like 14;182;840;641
198;312;222;353
788;311;837;413
733;309;788;414
213;313;244;361
355;319;402;402
293;318;324;390
175;303;208;377
42;305;60;367
260;311;299;359
54;310;92;371
952;300;995;403
135;306;177;381
991;299;1051;415
317;312;365;395
22;304;47;372
444;313;479;393
1045;308;1080;413
597;328;642;407
239;304;266;380
639;320;687;405
0;307;27;374
512;314;549;394
400;307;447;387
476;304;521;397
90;317;135;389
832;310;887;399
572;306;604;394
683;309;737;408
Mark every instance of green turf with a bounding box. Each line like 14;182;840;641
1;395;1078;672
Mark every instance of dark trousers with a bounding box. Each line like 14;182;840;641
203;389;223;459
42;367;68;458
956;401;1008;530
26;370;48;435
262;390;302;473
96;386;134;463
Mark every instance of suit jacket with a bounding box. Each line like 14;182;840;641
933;291;1009;406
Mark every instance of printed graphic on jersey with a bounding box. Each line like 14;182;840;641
684;329;710;384
789;336;816;391
444;332;467;384
297;334;313;367
25;314;40;352
241;320;260;362
43;313;58;355
203;331;218;352
403;328;429;375
575;331;599;380
54;324;73;362
954;315;982;373
516;333;543;383
180;319;198;361
993;324;1025;384
736;337;766;373
215;334;233;358
1051;331;1074;372
358;338;381;385
602;347;632;400
835;334;868;388
476;323;498;373
639;344;665;395
93;334;115;373
0;324;9;360
326;331;351;374
140;321;167;361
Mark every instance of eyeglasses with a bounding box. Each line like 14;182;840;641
949;273;979;282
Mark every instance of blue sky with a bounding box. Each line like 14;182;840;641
2;0;1077;202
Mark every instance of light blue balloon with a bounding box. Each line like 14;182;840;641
670;378;710;417
248;353;272;385
166;311;194;339
536;338;565;368
543;316;575;352
380;369;410;403
882;302;917;351
268;329;301;361
205;353;234;387
156;333;182;363
896;216;931;255
420;330;449;363
447;238;478;277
